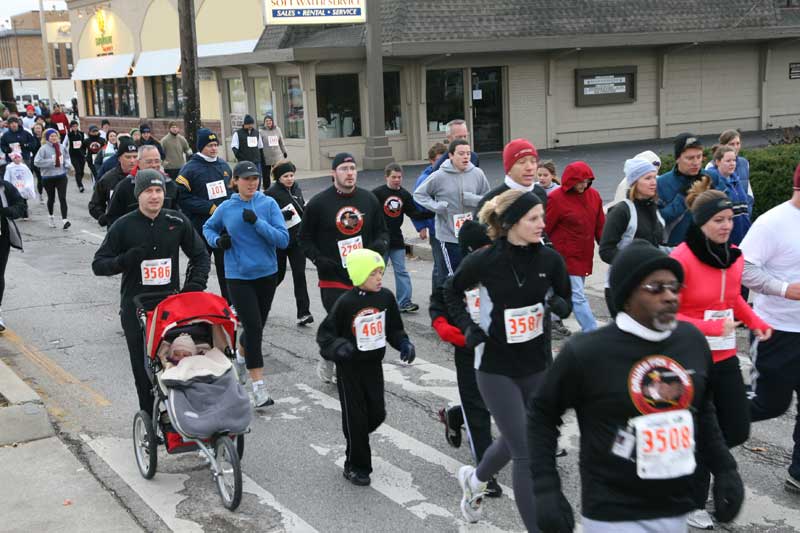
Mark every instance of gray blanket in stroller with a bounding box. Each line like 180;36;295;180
166;368;252;439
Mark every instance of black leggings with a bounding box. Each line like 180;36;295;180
227;275;277;370
276;242;310;318
0;237;10;306
43;176;68;218
691;355;750;508
72;155;86;189
32;165;43;195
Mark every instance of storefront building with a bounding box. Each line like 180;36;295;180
68;0;800;170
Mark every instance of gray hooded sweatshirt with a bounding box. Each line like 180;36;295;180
413;159;490;243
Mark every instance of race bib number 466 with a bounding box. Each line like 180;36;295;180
141;258;172;286
338;236;363;268
503;303;544;344
633;409;695;480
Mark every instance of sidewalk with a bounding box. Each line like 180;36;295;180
0;355;141;532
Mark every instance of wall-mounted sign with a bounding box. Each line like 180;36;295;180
575;66;637;107
790;63;800;80
46;22;71;44
265;0;366;25
93;9;114;56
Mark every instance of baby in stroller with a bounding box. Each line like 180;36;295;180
165;334;200;366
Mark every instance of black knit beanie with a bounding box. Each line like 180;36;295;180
610;240;684;312
458;220;491;255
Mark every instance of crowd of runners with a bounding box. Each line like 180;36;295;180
3;105;800;532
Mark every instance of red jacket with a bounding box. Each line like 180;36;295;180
671;242;770;363
545;161;605;276
50;112;71;138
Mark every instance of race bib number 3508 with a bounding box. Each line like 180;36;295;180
633;409;695;480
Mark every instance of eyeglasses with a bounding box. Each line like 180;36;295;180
640;281;683;294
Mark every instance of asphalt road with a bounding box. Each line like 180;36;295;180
0;167;798;532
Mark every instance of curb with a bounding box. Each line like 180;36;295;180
0;356;54;445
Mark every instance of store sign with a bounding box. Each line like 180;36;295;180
575;66;637;107
790;63;800;80
93;9;114;56
265;0;366;25
46;22;71;44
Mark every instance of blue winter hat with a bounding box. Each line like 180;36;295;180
624;158;658;186
44;128;59;141
243;114;255;126
196;128;219;152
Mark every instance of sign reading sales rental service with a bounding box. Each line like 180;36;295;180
265;0;366;25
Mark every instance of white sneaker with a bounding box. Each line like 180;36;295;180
317;359;336;384
687;509;714;530
0;312;6;333
48;215;56;228
252;381;274;408
457;465;486;523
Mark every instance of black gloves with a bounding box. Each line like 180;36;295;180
242;208;257;224
282;152;288;159
283;209;294;221
334;341;355;361
547;294;570;319
535;488;575;533
181;283;204;293
119;246;148;270
314;256;340;274
712;469;744;523
98;213;108;227
464;325;488;350
217;234;232;250
399;339;416;363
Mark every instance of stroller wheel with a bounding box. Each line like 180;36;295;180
214;436;242;511
235;433;245;460
132;411;158;479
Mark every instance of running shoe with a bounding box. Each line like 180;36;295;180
400;302;420;313
48;215;56;228
485;477;503;498
556;447;568;458
0;313;6;333
317;359;336;384
297;314;314;326
62;219;71;230
786;473;800;493
252;382;274;408
457;465;486;523
343;465;370;486
687;509;714;530
79;186;85;193
551;320;572;340
438;406;462;448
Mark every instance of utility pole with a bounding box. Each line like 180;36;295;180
362;0;393;169
178;0;201;149
38;0;54;105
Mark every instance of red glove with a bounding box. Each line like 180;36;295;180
432;316;466;348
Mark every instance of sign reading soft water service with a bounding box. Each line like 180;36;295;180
265;0;366;25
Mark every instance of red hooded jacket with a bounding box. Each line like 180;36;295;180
545;161;605;276
50;112;71;138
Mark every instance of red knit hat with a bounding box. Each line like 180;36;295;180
503;138;538;174
794;162;800;191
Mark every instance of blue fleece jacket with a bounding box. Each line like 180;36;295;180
412;164;436;235
657;168;725;246
704;167;753;245
202;191;290;280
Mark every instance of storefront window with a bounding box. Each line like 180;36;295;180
228;78;247;114
384;71;401;135
82;78;139;117
254;77;274;122
316;74;361;138
426;69;464;133
281;75;304;139
152;75;184;118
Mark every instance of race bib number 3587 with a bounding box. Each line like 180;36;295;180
503;303;544;344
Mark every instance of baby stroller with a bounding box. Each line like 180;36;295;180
131;291;251;511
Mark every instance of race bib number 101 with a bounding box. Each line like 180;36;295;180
206;180;227;200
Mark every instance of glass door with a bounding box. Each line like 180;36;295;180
470;67;503;152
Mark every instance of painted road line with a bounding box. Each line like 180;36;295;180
296;383;515;501
81;229;106;242
382;357;460;405
3;328;111;407
83;434;318;533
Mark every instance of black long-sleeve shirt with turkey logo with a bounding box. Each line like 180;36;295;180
298;185;389;288
372;185;434;250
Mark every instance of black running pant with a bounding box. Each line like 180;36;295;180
336;359;385;475
227;275;277;370
71;154;86;189
43;176;68;219
276;242;310;318
0;237;10;306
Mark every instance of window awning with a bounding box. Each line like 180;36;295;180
197;39;258;58
71;53;135;81
133;48;180;77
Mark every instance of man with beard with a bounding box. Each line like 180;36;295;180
529;240;744;532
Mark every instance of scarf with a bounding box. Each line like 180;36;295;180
53;141;61;168
616;312;672;342
685;223;740;269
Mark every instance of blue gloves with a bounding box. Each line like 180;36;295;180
399;339;416;363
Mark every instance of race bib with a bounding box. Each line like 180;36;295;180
282;204;301;229
9;143;20;152
72;141;82;149
246;136;258;148
354;311;386;351
267;135;279;147
632;409;695;479
503;303;544;344
465;288;480;323
56;122;65;131
140;258;172;286
704;309;735;351
338;235;363;268
453;213;473;238
206;180;227;200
